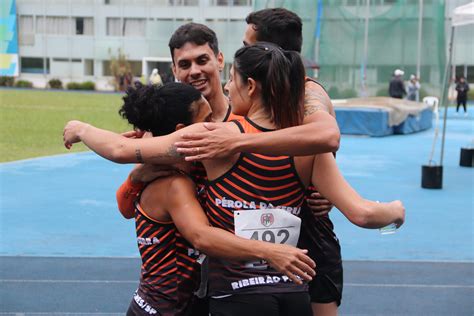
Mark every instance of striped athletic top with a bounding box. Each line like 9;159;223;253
191;105;241;205
134;200;201;316
205;117;308;296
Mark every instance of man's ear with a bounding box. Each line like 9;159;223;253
171;62;177;79
175;123;186;131
217;52;225;72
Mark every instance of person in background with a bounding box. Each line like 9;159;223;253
455;76;470;116
406;74;420;101
149;68;163;86
389;69;406;99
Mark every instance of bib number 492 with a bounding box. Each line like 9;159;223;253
249;229;290;244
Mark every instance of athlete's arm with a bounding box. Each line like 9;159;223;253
166;176;316;284
116;164;179;218
311;153;405;229
116;173;145;219
175;82;340;161
63;120;216;164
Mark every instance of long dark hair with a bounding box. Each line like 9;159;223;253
119;82;202;136
233;42;305;129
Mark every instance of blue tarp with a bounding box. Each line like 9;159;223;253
335;107;433;137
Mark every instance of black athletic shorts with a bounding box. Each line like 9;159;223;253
308;264;343;306
126;295;208;316
209;292;312;316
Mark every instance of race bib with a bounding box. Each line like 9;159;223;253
234;209;301;269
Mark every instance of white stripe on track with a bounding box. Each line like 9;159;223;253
346;283;474;289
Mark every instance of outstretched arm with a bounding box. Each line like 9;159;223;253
167;176;316;284
311;153;405;229
175;81;340;161
63;120;211;164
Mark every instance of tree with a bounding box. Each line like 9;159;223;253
109;48;132;91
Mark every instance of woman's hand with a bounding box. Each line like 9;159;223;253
175;122;238;161
388;200;405;228
262;243;316;285
63;120;90;149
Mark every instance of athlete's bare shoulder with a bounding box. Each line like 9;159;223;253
304;80;335;118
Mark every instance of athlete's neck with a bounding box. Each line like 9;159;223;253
246;102;275;130
208;92;230;122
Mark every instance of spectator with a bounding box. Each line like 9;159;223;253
407;74;421;101
149;68;163;86
455;76;470;116
389;69;406;99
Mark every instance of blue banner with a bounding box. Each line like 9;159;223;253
0;0;19;77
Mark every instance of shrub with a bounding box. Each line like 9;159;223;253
48;78;63;89
0;76;14;87
67;81;95;90
15;80;33;88
66;82;80;90
81;81;95;90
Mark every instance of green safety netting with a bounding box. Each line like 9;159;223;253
253;0;446;98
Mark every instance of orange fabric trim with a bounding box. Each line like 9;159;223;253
115;174;145;218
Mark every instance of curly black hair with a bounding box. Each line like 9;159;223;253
119;82;202;136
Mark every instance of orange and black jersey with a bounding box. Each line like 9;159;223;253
300;78;342;273
298;186;342;274
191;105;242;205
134;201;201;316
205;118;308;296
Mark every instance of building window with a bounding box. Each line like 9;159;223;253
19;16;34;34
85;59;94;76
124;18;145;37
106;18;122;36
37;16;71;35
75;17;93;35
102;60;112;76
212;0;252;5
107;18;145;37
169;0;198;5
129;61;143;77
21;57;50;74
76;17;84;34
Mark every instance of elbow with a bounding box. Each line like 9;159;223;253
109;145;130;164
349;205;374;228
325;126;340;153
186;229;209;253
118;208;135;219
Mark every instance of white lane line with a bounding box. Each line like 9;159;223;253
1;279;472;289
347;283;474;289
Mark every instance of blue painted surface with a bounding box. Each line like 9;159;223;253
0;107;472;261
335;106;433;136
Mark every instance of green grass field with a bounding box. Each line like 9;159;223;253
0;89;131;162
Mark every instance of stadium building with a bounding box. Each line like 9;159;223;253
1;0;472;95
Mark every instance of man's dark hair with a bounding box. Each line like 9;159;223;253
168;23;219;63
246;8;302;53
119;82;201;136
